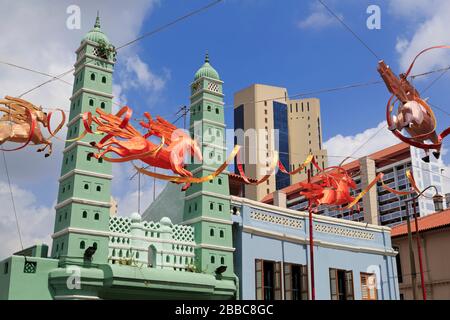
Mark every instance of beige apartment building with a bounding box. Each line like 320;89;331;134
234;84;327;201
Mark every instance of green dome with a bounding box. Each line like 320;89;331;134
194;53;220;80
82;14;110;45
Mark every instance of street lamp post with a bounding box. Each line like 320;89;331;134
404;185;443;301
307;169;315;300
404;201;417;300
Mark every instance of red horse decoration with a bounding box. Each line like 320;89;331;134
88;107;203;190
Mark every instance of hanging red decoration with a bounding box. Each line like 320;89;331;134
378;45;450;162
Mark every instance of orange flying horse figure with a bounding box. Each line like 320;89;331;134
89;107;203;190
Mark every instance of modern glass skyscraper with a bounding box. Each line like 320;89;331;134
233;84;328;201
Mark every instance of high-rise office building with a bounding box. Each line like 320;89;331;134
234;84;327;201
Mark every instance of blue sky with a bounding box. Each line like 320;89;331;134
0;0;449;257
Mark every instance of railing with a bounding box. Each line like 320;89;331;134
108;216;196;271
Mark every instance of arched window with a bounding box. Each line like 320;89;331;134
94;213;100;220
215;108;219;114
220;230;224;238
80;241;85;249
207;105;211;112
210;203;214;210
100;102;106;109
219;204;223;212
210;256;215;264
82;210;87;218
87;153;92;161
221;257;225;264
96;185;101;192
84;184;89;190
218;178;222;185
101;76;107;84
93;242;98;250
89;99;94;106
90;73;95;81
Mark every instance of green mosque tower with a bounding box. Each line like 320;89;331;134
184;53;235;277
52;13;116;265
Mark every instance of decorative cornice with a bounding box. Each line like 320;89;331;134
190;96;225;107
242;226;396;256
196;243;235;252
70;87;113;101
55;198;111;210
63;141;93;153
190;166;229;175
230;196;391;233
190;119;226;129
184;190;231;202
66;114;83;127
182;216;233;226
201;142;227;151
74;53;114;73
190;76;224;86
59;169;113;182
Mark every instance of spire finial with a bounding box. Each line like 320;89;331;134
94;11;101;29
205;51;209;63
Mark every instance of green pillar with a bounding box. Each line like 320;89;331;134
184;54;234;276
52;14;116;265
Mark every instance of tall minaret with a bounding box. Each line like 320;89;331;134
52;14;116;264
183;54;234;276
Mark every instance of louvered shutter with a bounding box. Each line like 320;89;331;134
301;264;309;300
274;261;282;300
255;259;263;300
284;263;292;300
345;270;354;300
329;268;338;300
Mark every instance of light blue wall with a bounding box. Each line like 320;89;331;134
232;199;400;300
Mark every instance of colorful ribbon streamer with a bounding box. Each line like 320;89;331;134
236;149;279;185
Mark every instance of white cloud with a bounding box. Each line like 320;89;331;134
122;55;169;91
0;181;54;259
324;121;399;166
297;2;343;30
389;0;450;73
